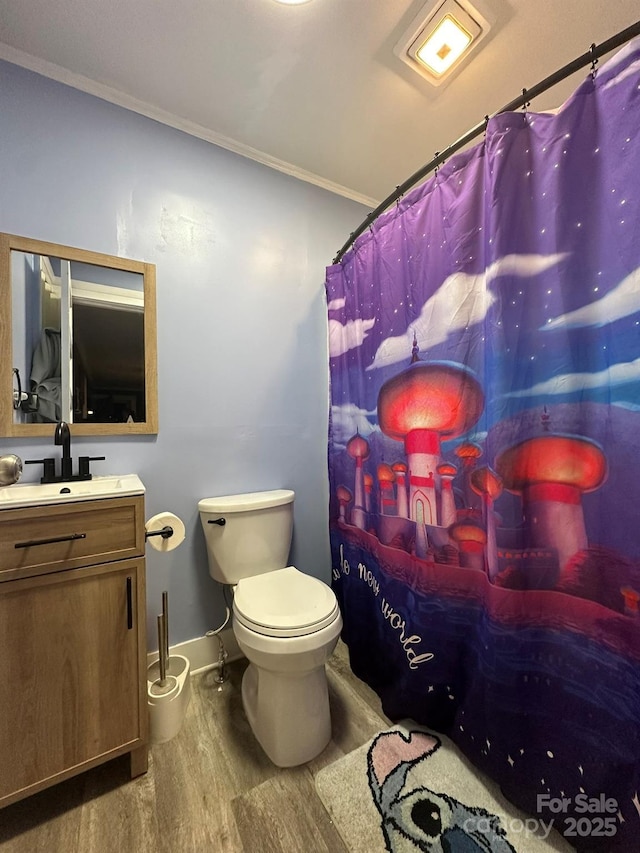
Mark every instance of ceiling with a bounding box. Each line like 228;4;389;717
0;0;639;207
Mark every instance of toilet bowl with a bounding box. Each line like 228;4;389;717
198;490;342;767
234;567;342;766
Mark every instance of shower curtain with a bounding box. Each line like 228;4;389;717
326;38;640;851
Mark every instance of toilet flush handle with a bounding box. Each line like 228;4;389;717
208;518;226;526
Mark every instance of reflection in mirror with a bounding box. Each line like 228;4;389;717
12;254;145;424
1;234;157;437
72;267;145;424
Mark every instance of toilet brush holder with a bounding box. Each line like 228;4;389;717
147;598;191;744
147;654;191;744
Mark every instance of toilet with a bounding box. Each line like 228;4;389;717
198;489;342;767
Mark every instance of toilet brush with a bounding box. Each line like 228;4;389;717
146;589;191;744
149;594;177;696
162;590;169;661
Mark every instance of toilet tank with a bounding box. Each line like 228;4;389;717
198;489;294;584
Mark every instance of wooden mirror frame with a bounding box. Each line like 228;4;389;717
0;233;158;436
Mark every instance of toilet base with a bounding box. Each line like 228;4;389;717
241;661;332;767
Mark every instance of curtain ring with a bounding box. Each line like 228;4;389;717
590;43;598;79
521;89;531;123
434;152;440;179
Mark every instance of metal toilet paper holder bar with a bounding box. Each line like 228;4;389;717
145;525;174;540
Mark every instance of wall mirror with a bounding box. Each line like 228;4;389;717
0;233;158;436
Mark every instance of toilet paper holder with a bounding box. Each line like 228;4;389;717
145;512;185;552
145;525;174;540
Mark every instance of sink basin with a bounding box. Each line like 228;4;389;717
0;474;145;509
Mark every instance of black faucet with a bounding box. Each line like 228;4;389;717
55;421;73;480
25;422;105;483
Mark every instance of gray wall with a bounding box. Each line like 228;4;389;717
0;60;368;648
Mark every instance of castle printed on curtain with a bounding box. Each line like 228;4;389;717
326;37;640;851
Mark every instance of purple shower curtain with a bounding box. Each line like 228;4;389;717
326;38;640;851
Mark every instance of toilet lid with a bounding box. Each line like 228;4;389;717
233;566;340;637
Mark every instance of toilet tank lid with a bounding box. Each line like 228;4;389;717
198;489;294;513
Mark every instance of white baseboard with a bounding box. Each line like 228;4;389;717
147;627;243;676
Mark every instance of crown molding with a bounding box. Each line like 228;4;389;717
0;43;378;209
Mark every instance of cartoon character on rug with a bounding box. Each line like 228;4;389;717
367;729;516;852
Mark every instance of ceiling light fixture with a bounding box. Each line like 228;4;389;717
394;0;493;88
272;0;314;5
415;14;472;76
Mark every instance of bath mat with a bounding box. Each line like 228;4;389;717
315;722;573;852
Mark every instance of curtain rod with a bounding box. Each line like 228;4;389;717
333;20;640;264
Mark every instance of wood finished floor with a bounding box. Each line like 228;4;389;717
0;642;390;853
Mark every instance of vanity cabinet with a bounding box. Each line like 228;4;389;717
0;495;148;807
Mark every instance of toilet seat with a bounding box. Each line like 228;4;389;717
233;566;340;637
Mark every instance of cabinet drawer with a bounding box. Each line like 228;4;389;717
0;495;145;581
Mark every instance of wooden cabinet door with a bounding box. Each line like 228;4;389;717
0;560;143;803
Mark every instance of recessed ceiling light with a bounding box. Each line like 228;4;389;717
415;14;472;76
394;0;493;88
272;0;313;5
